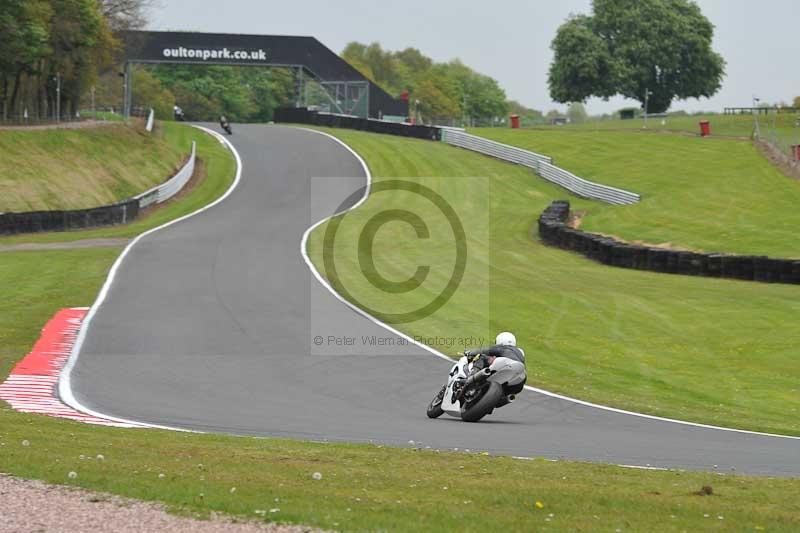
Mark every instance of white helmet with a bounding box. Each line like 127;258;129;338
496;331;516;347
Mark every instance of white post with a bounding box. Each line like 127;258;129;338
55;73;61;123
295;67;304;108
125;62;132;119
120;70;127;120
796;117;800;161
752;95;761;140
643;88;651;129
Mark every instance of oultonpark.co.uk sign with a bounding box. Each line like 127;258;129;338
162;46;268;62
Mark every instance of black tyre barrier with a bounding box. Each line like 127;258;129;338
273;107;441;141
537;201;800;285
0;199;140;236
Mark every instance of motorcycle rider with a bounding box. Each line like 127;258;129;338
219;115;232;134
463;331;527;396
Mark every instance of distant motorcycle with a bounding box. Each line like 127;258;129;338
427;353;526;422
220;116;233;135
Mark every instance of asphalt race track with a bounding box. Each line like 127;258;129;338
70;124;799;476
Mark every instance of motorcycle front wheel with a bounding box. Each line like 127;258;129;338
426;385;446;418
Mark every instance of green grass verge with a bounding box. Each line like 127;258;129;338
472;127;800;258
1;124;798;531
0;249;121;379
0;122;184;212
1;408;799;532
78;110;126;122
305;128;800;436
0;123;234;245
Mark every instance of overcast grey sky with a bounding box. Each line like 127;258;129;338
148;0;799;115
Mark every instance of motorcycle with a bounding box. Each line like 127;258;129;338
427;354;526;422
220;118;233;135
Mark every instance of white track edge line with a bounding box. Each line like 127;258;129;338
57;125;242;432
296;126;800;442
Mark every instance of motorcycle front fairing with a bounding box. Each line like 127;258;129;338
441;356;470;417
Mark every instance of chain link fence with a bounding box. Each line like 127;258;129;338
753;111;800;162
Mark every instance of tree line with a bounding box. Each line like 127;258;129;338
144;42;538;124
145;65;296;123
0;0;152;121
342;42;536;125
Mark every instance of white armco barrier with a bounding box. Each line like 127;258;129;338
145;108;155;132
135;141;196;208
441;128;551;169
537;161;640;205
440;129;640;205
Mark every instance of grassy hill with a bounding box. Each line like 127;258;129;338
472;127;800;258
306;128;800;436
0;123;186;213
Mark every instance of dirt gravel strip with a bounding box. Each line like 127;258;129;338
0;474;324;533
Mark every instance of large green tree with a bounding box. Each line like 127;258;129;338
548;0;725;113
131;69;174;119
341;42;402;94
436;60;508;120
414;73;459;121
0;0;52;118
0;0;114;120
49;0;116;115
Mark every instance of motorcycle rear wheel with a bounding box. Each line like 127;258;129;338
461;382;503;422
426;385;446;419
